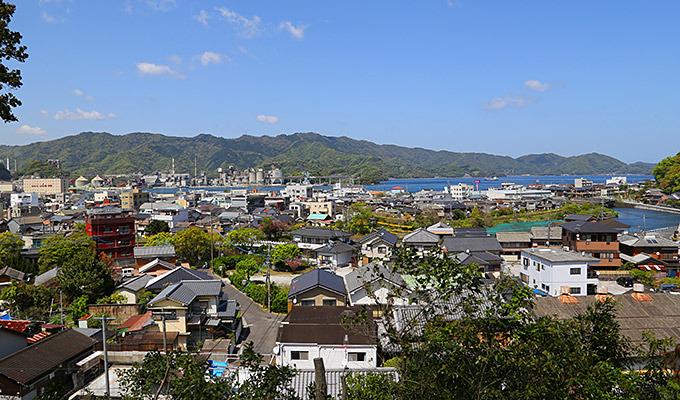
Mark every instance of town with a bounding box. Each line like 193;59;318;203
0;158;679;399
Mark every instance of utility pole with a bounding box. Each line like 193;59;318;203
59;290;64;326
266;242;271;312
97;316;116;398
313;358;327;400
153;311;175;353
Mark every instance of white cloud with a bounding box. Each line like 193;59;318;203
16;124;47;135
73;88;84;96
485;96;529;110
40;109;49;117
41;12;58;23
216;7;261;38
200;51;223;66
136;62;182;78
279;21;305;39
167;55;182;65
524;79;550;92
256;114;279;124
54;108;116;120
194;10;209;26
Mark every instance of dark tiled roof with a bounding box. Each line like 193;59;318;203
148;280;223;307
277;306;377;345
358;228;398;246
133;245;176;258
315;241;356;255
402;228;440;245
290;227;352;240
533;293;680;343
561;221;620;234
289;269;347;298
344;262;405;293
145;267;212;292
0;329;96;385
118;274;153;292
441;237;502;253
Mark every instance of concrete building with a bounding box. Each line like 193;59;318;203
520;248;599;297
139;202;188;232
444;183;474;200
284;184;314;200
85;207;136;260
120;188;150;210
21;178;67;195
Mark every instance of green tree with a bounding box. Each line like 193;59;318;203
0;231;25;269
260;217;288;240
145;220;170;236
173;227;214;266
145;232;174;247
67;295;89;322
271;243;301;270
345;373;399;400
0;282;52;320
226;227;264;250
58;257;114;302
653;152;680;194
0;1;28;122
344;203;376;234
38;233;96;274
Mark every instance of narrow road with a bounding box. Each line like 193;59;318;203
221;280;285;356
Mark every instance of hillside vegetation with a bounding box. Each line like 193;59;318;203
0;132;654;181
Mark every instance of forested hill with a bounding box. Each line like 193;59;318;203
0;131;655;182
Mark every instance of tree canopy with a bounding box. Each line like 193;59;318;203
653;152;680;194
0;0;28;122
0;231;24;267
145;219;170;236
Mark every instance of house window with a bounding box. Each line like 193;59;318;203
570;267;581;275
322;299;337;306
301;299;315;307
291;351;309;360
348;352;366;362
119;226;130;234
523;258;529;267
570;287;581;295
377;246;387;254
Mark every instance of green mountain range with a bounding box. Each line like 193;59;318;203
0;132;655;182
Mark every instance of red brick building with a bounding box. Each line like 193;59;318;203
85;207;135;260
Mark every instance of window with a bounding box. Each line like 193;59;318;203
377;246;387;254
322;299;337;306
570;287;581;295
523;258;529;267
291;351;309;360
570;267;581;275
301;300;315;307
348;352;366;362
118;226;130;234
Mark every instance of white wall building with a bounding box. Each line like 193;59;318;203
444;183;474;200
139;202;189;231
520;248;599;296
284;184;314;200
10;193;39;208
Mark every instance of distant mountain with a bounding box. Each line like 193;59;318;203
0;132;655;182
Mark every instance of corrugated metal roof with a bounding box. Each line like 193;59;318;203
133;245;176;258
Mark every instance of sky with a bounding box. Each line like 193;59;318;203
1;0;679;163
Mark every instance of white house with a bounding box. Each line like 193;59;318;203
139;202;188;232
357;228;398;263
315;241;356;269
520;248;599;297
275;306;378;370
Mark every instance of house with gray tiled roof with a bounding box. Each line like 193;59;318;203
315;241;356;269
288;269;348;311
358;228;398;263
344;262;410;306
402;228;440;255
146;279;227;349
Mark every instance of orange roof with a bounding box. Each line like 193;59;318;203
119;311;154;332
0;320;31;334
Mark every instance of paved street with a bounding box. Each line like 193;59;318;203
221;279;285;356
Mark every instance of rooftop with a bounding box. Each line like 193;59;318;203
522;248;598;263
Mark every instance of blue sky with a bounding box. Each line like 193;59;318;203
1;0;679;163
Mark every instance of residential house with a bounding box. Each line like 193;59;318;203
139;202;188;232
133;244;177;270
426;221;454;237
0;329;97;400
344;262;409;306
561;221;621;269
135;258;177;277
520;248;599;296
357;228;398;264
496;231;532;258
401;228;440;255
454;251;504;274
315;241;356;269
291;227;352;250
275;306;378;370
619;233;680;277
117;266;213;304
146;279;231;349
529;226;563;247
0;267;27;286
288;269;348;311
441;236;502;257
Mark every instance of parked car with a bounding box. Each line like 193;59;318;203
616;276;634;288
